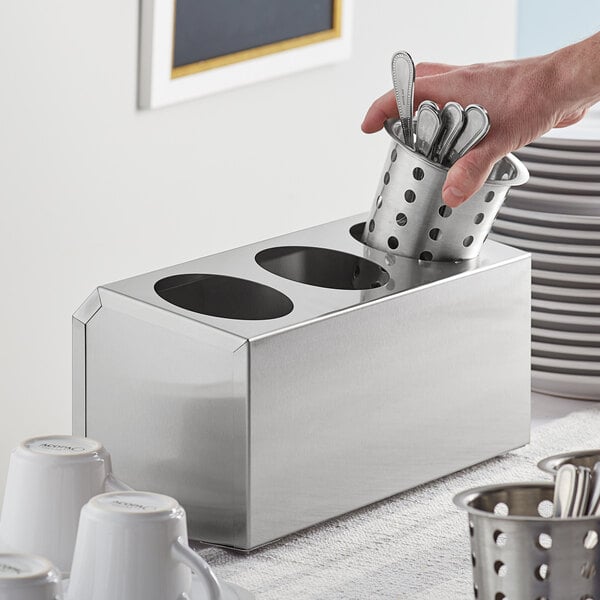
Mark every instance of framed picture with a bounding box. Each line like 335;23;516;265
139;0;353;109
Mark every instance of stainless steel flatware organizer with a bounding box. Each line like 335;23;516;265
73;213;531;551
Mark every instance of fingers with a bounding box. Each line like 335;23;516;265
362;73;459;134
361;90;397;133
555;107;587;128
442;145;499;207
413;74;456;112
415;62;461;77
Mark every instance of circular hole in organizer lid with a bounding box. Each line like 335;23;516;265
154;274;293;320
256;246;389;291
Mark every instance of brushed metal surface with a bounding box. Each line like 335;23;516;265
72;289;102;437
455;482;600;599
74;214;531;549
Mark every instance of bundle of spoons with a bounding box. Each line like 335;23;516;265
553;462;600;518
391;51;490;166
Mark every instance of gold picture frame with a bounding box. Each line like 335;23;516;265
139;0;352;109
171;0;343;79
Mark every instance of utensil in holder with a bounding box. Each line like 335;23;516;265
455;482;600;599
362;119;529;261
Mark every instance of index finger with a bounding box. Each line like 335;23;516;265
361;90;397;133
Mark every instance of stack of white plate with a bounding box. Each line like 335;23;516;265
489;108;600;401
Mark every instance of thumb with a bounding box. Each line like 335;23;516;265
442;146;499;207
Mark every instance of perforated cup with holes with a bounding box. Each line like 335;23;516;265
454;482;600;600
362;119;529;261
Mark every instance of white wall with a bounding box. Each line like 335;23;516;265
0;0;517;494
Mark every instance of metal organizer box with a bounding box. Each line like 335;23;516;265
73;214;531;550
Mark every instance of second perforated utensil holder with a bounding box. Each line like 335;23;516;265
362;118;529;261
455;483;600;599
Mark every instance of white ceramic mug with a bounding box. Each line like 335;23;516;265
0;435;131;575
0;553;62;600
67;491;222;600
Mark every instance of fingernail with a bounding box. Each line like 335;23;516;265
443;186;466;206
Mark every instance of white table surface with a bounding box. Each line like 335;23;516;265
532;391;597;428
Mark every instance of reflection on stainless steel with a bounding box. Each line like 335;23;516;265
255;246;389;290
74;214;531;550
362;118;529;262
155;274;294;320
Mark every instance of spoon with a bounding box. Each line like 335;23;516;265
586;462;600;515
391;51;415;148
553;463;578;517
433;102;465;164
573;466;591;517
415;101;442;158
443;104;490;166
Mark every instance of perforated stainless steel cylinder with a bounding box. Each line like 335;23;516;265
363;119;529;261
455;482;600;600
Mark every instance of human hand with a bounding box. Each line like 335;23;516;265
361;48;597;207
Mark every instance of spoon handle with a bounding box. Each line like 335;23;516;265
391;51;415;148
553;464;578;518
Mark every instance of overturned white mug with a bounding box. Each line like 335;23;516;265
0;435;131;575
67;491;224;600
0;553;63;600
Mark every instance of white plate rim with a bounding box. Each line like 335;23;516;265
514;145;600;166
493;218;600;242
532;269;600;286
490;232;600;256
532;340;600;359
532;369;600;400
532;326;600;344
532;284;600;304
523;161;600;181
499;205;600;227
532;356;600;375
532;298;600;316
525;175;600;194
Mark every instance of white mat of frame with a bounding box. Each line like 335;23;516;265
197;407;600;600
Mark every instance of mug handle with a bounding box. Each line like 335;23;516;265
103;473;133;492
172;536;222;600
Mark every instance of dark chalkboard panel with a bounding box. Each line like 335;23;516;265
172;0;341;78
